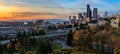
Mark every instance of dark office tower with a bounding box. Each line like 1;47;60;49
78;13;83;20
93;8;98;19
73;16;76;20
104;11;108;18
90;10;92;18
73;16;76;23
69;16;72;21
87;4;92;19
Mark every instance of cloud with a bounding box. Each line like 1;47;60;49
0;0;110;13
1;0;120;12
0;0;120;21
11;12;57;17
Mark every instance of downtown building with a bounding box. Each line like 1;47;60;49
111;13;120;28
93;8;98;20
69;4;99;27
87;4;92;19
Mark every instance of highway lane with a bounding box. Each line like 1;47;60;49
0;28;75;45
0;30;69;45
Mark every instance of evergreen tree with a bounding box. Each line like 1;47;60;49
29;38;36;46
79;23;84;29
66;29;73;46
27;31;31;36
34;30;39;36
23;31;26;37
7;41;14;54
17;31;21;38
41;30;46;35
37;38;53;54
38;29;46;35
31;30;35;36
38;30;42;35
0;44;3;54
19;47;26;54
74;23;78;27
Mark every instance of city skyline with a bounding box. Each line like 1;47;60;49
0;0;120;21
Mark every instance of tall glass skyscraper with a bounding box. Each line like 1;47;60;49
87;4;92;19
93;8;98;19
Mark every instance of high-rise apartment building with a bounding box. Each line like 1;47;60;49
93;8;98;19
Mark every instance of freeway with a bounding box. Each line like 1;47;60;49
0;28;75;45
30;32;69;38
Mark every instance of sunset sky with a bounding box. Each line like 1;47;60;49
0;0;120;21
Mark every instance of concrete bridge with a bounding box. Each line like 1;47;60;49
0;28;75;45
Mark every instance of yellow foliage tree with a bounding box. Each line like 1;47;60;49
7;42;12;49
15;42;21;51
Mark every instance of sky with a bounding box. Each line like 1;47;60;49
0;0;120;21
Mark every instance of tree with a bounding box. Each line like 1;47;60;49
79;23;85;29
6;41;14;54
15;42;21;51
94;30;111;54
73;29;95;53
41;30;46;35
23;31;26;37
112;36;120;54
37;38;53;54
34;30;38;36
52;43;62;54
19;47;26;54
31;30;35;36
48;25;56;30
74;23;78;27
38;29;46;35
17;31;22;38
66;29;73;46
76;30;92;52
65;24;72;28
0;44;3;54
29;38;36;45
27;31;31;36
17;31;24;44
5;35;8;40
0;36;3;41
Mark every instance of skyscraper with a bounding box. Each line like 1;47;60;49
69;16;72;21
105;11;108;18
83;12;87;21
78;13;83;20
87;4;92;19
73;16;77;23
103;11;108;18
73;16;76;20
93;8;98;19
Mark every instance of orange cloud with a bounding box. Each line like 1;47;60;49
0;5;29;21
0;4;68;21
0;14;57;21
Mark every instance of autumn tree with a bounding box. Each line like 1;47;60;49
111;36;120;54
94;30;113;54
6;41;14;54
72;29;93;53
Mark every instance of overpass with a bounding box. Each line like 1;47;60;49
0;28;75;45
0;30;70;45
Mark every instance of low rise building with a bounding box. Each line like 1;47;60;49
111;14;120;28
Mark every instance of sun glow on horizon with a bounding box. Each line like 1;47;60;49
0;5;60;21
0;5;27;16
